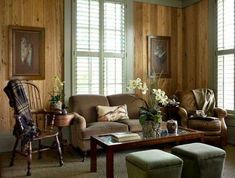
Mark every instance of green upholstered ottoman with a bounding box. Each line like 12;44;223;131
171;142;226;178
125;149;183;178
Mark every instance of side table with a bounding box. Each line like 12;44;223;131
54;113;74;151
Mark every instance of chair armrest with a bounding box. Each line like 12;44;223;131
178;107;188;127
213;107;227;146
213;107;227;118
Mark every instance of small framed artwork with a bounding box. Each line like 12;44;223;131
9;25;45;80
148;35;171;78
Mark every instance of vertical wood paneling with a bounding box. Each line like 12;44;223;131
134;2;183;96
183;0;209;89
0;0;64;133
134;0;209;95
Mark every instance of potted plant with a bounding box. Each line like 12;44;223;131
49;75;64;111
127;78;171;137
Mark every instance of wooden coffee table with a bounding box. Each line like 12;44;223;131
90;127;204;178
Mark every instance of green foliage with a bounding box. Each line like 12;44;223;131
139;106;162;125
49;94;61;104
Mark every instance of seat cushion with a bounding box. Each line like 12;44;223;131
188;119;221;132
81;122;128;139
172;142;226;161
126;149;183;171
117;119;142;132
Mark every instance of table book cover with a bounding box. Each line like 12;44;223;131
111;132;141;142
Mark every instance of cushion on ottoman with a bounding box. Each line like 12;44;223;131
126;149;183;178
172;142;226;178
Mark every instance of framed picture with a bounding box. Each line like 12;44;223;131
148;35;171;78
9;26;45;80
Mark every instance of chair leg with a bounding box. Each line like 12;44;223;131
55;135;63;166
38;140;42;159
82;151;87;162
27;142;32;176
10;138;19;167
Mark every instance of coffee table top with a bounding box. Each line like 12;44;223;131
91;126;204;148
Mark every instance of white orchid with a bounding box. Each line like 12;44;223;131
152;89;169;106
127;78;170;106
127;78;149;95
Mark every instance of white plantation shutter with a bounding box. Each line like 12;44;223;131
74;0;126;95
217;0;235;110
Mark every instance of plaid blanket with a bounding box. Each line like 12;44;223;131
4;80;39;147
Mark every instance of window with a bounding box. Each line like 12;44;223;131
217;0;235;110
73;0;126;95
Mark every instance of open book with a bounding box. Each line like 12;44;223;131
111;132;141;142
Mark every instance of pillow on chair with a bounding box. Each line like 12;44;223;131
96;105;129;122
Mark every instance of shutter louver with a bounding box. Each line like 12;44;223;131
217;0;235;110
74;0;126;95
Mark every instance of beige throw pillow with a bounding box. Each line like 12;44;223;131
97;105;129;122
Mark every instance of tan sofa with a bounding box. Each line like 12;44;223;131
69;94;145;157
175;90;227;146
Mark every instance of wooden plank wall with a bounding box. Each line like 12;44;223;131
0;0;64;133
134;0;209;96
182;0;209;89
134;2;183;96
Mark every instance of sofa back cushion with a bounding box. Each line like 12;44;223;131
69;95;109;123
175;90;197;115
107;94;146;120
96;105;129;122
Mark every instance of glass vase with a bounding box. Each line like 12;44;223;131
142;120;159;138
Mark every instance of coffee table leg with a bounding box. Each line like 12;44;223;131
90;137;97;172
106;148;114;178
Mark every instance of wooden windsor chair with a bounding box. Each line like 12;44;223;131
4;80;63;176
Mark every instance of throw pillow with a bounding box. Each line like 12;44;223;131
96;105;129;122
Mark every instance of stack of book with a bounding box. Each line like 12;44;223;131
111;132;141;142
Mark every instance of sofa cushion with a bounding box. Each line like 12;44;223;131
96;105;129;122
117;119;142;132
69;95;109;123
107;94;146;120
81;122;129;139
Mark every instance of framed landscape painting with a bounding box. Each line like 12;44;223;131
148;35;171;78
9;26;45;80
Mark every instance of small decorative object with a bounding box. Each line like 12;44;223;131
49;75;64;111
61;103;68;115
127;78;175;138
165;95;180;120
166;119;178;133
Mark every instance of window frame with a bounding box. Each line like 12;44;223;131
216;0;235;112
71;0;129;95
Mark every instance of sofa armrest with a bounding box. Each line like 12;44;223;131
71;112;87;148
72;112;87;129
178;107;188;127
213;107;227;119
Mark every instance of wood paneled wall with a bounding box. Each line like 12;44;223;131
0;0;64;133
182;0;209;89
0;0;209;134
134;0;209;96
134;2;183;96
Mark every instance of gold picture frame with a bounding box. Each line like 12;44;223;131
148;35;171;78
9;25;45;80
